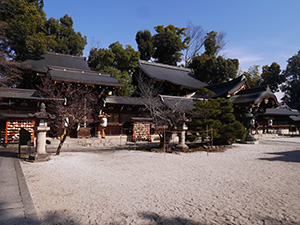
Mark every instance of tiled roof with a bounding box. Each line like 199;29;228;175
105;96;145;105
206;75;249;98
0;88;50;101
229;90;280;106
48;67;123;87
22;52;90;73
159;95;198;111
266;104;300;116
139;60;207;90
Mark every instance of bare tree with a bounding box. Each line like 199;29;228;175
38;76;98;155
216;31;227;56
184;21;205;65
137;75;190;147
184;22;227;65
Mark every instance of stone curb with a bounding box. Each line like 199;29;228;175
14;159;40;225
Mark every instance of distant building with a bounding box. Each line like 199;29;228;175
0;52;124;143
136;60;207;96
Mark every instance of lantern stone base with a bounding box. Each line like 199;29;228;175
176;130;189;150
33;153;51;162
244;133;258;144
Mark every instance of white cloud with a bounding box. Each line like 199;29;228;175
220;46;264;71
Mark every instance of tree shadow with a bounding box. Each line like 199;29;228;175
257;215;299;225
0;206;82;225
138;212;205;225
0;150;18;158
259;149;300;163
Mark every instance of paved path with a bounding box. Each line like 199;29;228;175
0;150;39;225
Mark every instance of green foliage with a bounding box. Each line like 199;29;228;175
1;0;86;60
261;62;283;92
281;51;300;103
195;87;215;99
100;67;135;97
108;42;140;73
189;53;239;85
189;97;247;144
204;31;220;56
135;25;189;65
0;0;48;60
243;65;260;87
153;25;190;65
188;31;238;85
135;30;154;61
45;14;87;56
88;48;115;71
88;42;140;96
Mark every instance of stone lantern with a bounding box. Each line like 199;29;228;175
176;122;189;150
29;103;55;161
241;111;257;144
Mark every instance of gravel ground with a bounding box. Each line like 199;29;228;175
21;137;300;225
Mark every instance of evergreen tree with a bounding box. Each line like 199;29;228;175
0;0;49;60
88;42;140;96
281;51;300;104
243;65;260;87
1;0;86;60
261;62;283;92
136;24;190;65
45;14;87;56
189;31;238;85
189;97;247;145
135;30;154;61
152;25;189;65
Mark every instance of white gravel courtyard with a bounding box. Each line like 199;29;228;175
21;137;300;225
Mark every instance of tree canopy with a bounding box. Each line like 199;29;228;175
188;97;247;144
189;54;239;85
281;50;300;104
45;14;87;56
243;65;260;87
88;42;140;96
188;31;238;85
135;30;154;61
136;24;189;66
0;0;86;60
0;13;21;87
261;62;283;92
152;25;190;65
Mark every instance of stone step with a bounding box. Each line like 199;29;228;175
46;136;129;149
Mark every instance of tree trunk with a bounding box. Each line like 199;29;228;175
56;130;68;155
158;129;174;148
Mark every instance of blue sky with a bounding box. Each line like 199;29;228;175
43;0;299;72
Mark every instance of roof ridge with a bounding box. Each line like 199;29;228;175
46;52;86;60
0;87;37;92
139;60;192;72
206;75;245;89
48;66;112;77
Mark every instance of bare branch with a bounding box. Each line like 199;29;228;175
184;21;205;65
37;76;98;154
137;74;191;145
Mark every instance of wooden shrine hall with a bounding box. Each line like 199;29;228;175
0;52;124;144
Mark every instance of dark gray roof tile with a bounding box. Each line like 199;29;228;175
105;96;145;105
139;60;206;89
0;88;50;101
22;52;90;73
49;67;123;87
206;75;249;97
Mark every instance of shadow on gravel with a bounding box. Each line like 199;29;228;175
0;208;81;225
139;212;205;225
0;150;18;158
259;150;300;163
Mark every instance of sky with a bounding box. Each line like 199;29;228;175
43;0;300;73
